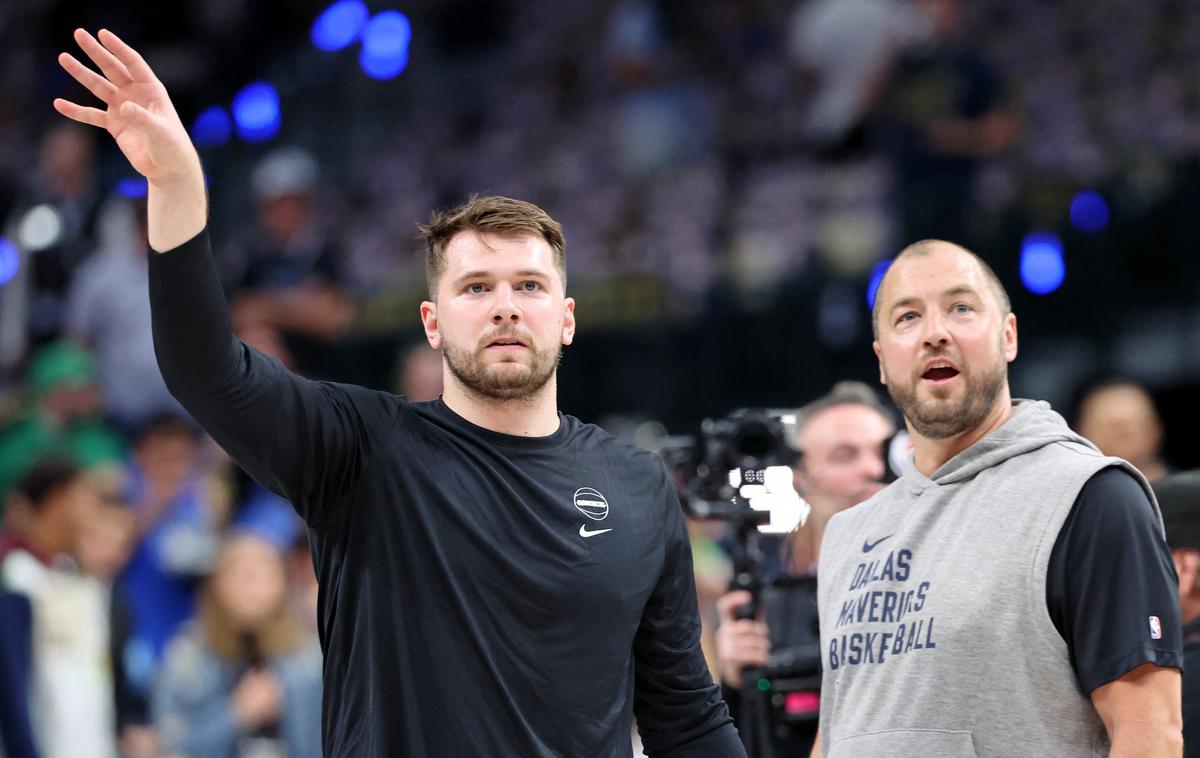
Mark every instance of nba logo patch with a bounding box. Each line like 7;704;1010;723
1149;616;1162;640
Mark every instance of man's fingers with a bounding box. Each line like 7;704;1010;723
58;53;117;104
720;619;769;639
118;100;162;133
97;28;156;82
73;28;131;86
716;590;755;620
53;98;106;129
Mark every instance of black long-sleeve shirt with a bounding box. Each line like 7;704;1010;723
148;230;745;757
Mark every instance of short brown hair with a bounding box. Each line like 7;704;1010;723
871;239;1011;338
418;195;567;298
792;381;895;451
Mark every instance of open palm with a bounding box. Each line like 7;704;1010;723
54;28;199;185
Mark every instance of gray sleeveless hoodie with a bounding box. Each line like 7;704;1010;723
816;400;1163;758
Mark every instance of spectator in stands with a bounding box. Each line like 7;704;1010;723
153;533;322;758
65;198;183;430
0;457;116;758
0;123;101;372
1077;380;1170;482
878;0;1017;242
118;414;222;696
224;146;355;352
786;0;927;156
75;468;159;758
0;341;125;510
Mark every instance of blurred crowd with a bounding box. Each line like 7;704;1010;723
1;0;1199;756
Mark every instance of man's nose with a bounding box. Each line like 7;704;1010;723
922;310;949;347
491;285;520;323
863;452;886;482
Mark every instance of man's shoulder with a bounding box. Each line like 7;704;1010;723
317;381;410;423
827;481;901;529
557;413;622;448
567;416;668;474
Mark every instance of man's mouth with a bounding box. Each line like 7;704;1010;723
486;337;528;350
921;361;960;384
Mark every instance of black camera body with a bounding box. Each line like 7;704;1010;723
664;410;819;757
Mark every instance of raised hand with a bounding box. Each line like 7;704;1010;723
54;28;207;251
54;29;200;187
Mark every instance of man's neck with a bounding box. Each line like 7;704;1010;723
442;376;561;437
910;393;1014;477
15;522;66;566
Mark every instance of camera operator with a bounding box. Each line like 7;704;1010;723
715;382;895;757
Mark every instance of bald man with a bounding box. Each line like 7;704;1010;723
811;240;1182;757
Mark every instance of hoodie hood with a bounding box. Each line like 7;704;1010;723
920;399;1099;486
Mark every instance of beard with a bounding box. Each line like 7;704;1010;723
885;352;1007;440
443;328;561;403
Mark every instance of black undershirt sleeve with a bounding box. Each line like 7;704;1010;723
148;229;371;527
1046;466;1183;695
633;465;746;757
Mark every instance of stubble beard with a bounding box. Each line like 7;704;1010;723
885;353;1007;440
443;334;561;404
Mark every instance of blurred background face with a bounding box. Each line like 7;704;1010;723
41;383;104;423
38;123;94;197
77;500;136;579
75;467;136;578
258;192;314;244
134;430;198;497
394;342;444;402
44;474;102;557
796;404;894;513
213;536;288;630
917;0;962;41
1077;384;1163;468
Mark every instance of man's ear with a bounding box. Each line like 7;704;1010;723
1003;312;1018;363
561;298;576;346
874;341;887;386
420;301;441;349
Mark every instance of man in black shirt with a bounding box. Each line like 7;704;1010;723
1153;471;1200;758
54;28;745;757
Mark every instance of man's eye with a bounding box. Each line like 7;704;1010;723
521;281;541;292
897;312;918;324
953;303;973;313
466;283;486;294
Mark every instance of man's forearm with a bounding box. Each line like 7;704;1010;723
148;173;207;253
651;722;747;758
1108;727;1182;757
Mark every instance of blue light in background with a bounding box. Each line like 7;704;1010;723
866;258;892;309
115;177;148;199
1069;190;1109;233
312;0;370;51
192;105;233;148
360;11;412;80
232;82;282;142
1020;232;1066;295
0;238;18;286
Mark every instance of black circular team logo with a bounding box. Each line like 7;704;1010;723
573;487;609;521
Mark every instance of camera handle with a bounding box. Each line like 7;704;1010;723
724;498;776;757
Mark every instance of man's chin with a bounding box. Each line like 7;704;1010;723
484;364;532;383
